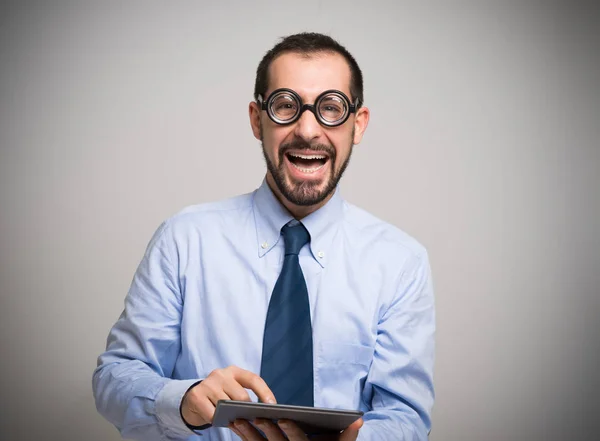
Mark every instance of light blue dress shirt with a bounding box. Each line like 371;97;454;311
93;179;435;441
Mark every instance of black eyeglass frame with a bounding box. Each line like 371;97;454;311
257;88;359;127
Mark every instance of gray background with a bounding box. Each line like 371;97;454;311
1;1;598;440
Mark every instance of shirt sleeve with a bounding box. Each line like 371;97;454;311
358;251;436;441
92;221;201;440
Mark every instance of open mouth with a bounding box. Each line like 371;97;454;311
285;152;329;173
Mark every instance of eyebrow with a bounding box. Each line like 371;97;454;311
264;88;352;101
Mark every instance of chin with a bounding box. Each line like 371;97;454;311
284;182;331;206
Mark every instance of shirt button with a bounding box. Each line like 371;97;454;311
317;251;325;258
261;242;268;249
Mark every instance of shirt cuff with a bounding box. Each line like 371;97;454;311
155;378;204;436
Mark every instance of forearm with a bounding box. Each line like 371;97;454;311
92;220;198;439
93;359;199;440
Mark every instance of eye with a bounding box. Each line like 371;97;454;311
276;102;296;111
319;95;347;121
270;93;299;120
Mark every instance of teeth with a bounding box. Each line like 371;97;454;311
289;153;327;160
291;162;326;173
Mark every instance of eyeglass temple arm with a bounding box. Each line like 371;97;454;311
257;95;267;110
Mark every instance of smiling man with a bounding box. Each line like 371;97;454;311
252;50;363;218
93;33;435;441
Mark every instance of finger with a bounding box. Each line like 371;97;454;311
202;371;246;401
340;418;363;441
206;366;252;402
204;387;231;407
222;377;252;402
234;419;265;441
230;366;277;404
203;369;249;404
229;423;248;441
253;418;286;441
278;419;309;441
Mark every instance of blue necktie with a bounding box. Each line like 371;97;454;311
260;223;314;407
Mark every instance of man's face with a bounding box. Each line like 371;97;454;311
250;52;369;208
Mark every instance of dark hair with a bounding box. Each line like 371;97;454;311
254;32;364;108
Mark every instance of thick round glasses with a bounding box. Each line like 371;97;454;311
258;88;358;127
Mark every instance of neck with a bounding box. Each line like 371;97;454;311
265;174;333;220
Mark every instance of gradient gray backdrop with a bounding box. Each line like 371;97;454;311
1;1;598;440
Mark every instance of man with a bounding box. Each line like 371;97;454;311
93;32;435;441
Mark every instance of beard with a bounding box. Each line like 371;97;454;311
261;135;354;207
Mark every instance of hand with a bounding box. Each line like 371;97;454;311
229;417;363;441
181;365;276;427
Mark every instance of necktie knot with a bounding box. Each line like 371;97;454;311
281;223;310;256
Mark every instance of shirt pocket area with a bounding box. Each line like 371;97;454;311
317;341;374;366
315;341;374;408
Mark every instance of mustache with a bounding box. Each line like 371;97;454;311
279;140;336;158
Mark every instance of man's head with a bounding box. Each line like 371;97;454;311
249;33;370;218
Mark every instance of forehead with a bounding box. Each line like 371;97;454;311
266;52;352;100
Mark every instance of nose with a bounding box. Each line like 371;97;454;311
293;108;322;143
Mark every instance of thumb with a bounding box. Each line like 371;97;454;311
340;418;363;441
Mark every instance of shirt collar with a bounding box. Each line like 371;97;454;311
253;179;294;258
252;178;344;268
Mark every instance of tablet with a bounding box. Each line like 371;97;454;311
212;400;363;435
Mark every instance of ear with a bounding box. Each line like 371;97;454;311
352;106;370;145
249;101;262;140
